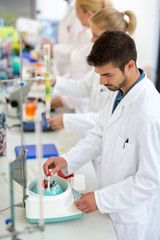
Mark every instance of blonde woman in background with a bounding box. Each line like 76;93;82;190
48;8;137;133
91;8;136;39
38;0;112;114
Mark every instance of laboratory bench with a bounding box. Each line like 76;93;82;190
0;83;117;240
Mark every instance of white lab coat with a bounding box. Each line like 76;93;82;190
53;27;93;113
53;0;83;75
61;76;160;240
62;27;93;80
54;69;111;133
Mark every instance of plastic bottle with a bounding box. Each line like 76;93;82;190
0;89;6;157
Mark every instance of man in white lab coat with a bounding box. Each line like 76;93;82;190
43;30;160;240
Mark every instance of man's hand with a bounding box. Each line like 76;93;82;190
47;114;64;131
43;156;67;176
74;192;98;214
51;97;64;109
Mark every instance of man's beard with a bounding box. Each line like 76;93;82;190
104;75;129;92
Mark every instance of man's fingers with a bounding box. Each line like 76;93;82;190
74;196;85;206
85;210;92;214
76;204;86;211
50;166;61;176
43;157;55;175
46;118;52;123
49;121;56;129
43;164;49;176
43;157;67;177
74;201;91;213
74;199;85;209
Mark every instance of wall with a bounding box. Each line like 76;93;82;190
112;0;160;82
0;0;36;25
36;0;67;20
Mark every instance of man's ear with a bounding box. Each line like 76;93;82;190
126;60;135;71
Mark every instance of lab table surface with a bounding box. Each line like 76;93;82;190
0;85;117;240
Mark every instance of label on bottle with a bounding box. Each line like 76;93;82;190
0;113;6;156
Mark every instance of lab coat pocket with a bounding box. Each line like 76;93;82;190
114;135;134;170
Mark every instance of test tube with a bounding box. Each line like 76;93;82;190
43;44;51;119
47;172;51;191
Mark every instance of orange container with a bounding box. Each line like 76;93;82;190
25;103;37;117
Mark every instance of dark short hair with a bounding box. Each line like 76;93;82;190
87;30;137;73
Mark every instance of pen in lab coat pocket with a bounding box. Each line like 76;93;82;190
123;138;129;148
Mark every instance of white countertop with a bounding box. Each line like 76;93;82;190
0;84;117;240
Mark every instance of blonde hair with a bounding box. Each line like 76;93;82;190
76;0;113;14
90;8;137;35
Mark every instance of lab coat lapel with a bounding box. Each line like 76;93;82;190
107;78;147;126
107;99;123;126
106;91;121;126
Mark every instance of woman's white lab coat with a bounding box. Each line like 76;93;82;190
61;76;160;240
62;27;93;80
54;69;111;132
53;0;82;75
53;27;93;113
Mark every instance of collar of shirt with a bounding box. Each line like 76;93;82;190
112;69;145;113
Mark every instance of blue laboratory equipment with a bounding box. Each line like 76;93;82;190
26;176;84;223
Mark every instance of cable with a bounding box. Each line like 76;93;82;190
0;202;24;213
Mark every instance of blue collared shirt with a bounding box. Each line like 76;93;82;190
112;69;145;113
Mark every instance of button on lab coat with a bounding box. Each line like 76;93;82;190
53;0;83;75
61;76;160;240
